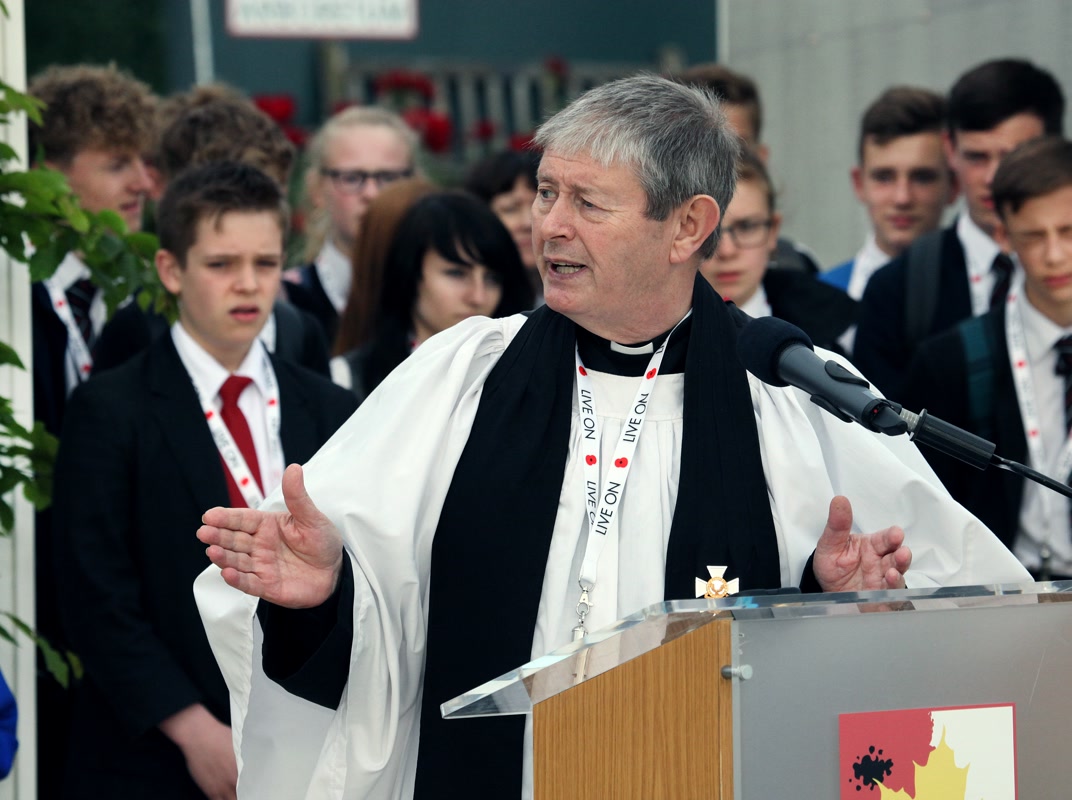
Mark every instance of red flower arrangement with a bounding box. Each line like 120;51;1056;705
374;69;435;103
402;107;453;154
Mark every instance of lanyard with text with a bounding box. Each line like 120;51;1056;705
1004;274;1072;531
195;352;283;509
44;276;94;384
571;315;688;641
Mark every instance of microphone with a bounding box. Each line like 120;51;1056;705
735;317;1072;500
736;316;908;435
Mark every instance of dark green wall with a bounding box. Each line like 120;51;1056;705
162;1;717;125
26;1;716;127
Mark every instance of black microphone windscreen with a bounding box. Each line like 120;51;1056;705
736;317;815;388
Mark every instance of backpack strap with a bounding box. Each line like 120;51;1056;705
957;314;998;441
904;230;945;349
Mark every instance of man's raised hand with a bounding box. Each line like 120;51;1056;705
198;463;343;609
812;496;912;593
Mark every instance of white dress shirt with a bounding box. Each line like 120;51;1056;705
846;233;893;301
1011;291;1072;573
314;240;352;314
170;323;285;496
738;284;772;319
957;213;1003;316
50;252;106;393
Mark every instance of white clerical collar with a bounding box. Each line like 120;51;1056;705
314;240;351;314
609;340;654;355
1017;285;1072;364
847;233;893;300
957;211;1001;278
171;321;273;400
738;284;772;319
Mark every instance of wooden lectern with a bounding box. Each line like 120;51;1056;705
443;582;1072;798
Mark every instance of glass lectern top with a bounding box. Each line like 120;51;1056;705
441;581;1072;719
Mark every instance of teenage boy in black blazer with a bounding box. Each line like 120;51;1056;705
53;162;357;799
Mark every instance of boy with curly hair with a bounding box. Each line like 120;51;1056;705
26;63;156;799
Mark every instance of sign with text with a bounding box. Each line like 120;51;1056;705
227;0;418;39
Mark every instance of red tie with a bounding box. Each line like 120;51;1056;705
218;375;263;508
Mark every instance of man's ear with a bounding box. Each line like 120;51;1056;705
945;168;960;206
768;211;784;254
670;195;721;265
851;165;866;203
155;249;184;296
942;130;958;168
992;217;1011;254
305;170;326;210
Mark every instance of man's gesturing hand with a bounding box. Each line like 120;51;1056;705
198;463;343;609
812;496;912;593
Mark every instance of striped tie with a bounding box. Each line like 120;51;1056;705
1056;336;1072;437
989;253;1014;310
65;277;97;348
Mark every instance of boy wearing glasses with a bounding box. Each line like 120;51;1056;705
904;136;1072;580
700;147;857;353
287;107;419;347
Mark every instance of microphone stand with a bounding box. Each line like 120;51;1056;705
809;360;1072;502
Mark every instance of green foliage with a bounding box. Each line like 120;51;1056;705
0;613;81;689
0;76;170;539
0;76;165;686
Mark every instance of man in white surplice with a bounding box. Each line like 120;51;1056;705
195;76;1030;800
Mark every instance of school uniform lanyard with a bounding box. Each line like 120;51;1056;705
44;276;93;384
1004;272;1072;527
195;352;283;509
571;315;687;640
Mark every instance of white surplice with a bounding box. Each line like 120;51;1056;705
195;312;1030;800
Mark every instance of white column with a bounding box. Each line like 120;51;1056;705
0;1;38;797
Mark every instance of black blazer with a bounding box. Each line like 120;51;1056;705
902;306;1026;549
853;225;972;401
31;281;76;439
53;334;357;796
284;263;340;350
762;267;859;357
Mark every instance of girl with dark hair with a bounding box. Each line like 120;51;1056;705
464;149;541;296
331;191;534;401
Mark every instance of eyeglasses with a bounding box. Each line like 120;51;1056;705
722;218;774;249
320;167;414;193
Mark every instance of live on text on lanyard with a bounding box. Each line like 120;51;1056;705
44;276;94;384
571;314;689;641
196;350;283;509
1004;270;1072;550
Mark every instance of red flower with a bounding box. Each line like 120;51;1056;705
375;69;435;102
403;108;453;154
471;118;496;142
544;55;569;80
253;94;296;124
509;131;538;152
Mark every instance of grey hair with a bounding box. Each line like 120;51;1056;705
534;73;739;258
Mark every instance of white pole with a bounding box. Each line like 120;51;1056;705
191;0;216;85
0;0;39;796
